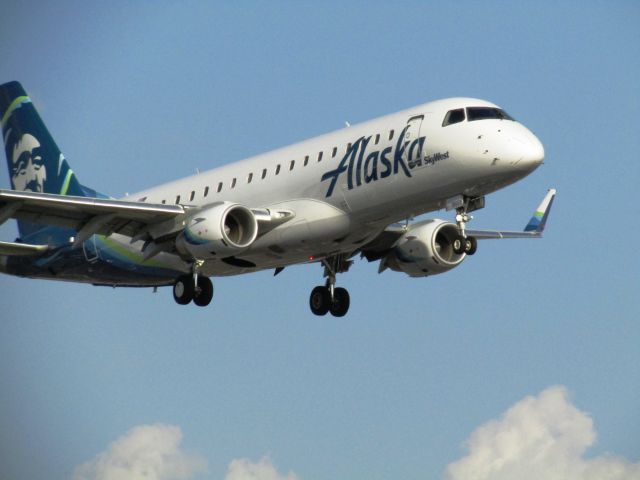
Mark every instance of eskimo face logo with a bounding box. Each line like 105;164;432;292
11;133;47;192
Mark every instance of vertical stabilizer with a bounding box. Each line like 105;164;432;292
1;81;86;237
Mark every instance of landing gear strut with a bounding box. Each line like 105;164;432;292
172;260;214;307
452;198;479;256
309;255;352;317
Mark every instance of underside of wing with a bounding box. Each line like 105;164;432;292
358;223;407;261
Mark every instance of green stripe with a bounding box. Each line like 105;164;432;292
59;169;74;195
99;236;168;268
1;95;30;127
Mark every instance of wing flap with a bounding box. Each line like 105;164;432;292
0;189;185;238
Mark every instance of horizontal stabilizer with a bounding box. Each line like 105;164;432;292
0;240;48;256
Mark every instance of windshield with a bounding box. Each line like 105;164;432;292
442;108;466;127
466;107;514;121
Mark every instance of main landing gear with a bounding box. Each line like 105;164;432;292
309;255;352;317
172;260;214;307
452;200;478;256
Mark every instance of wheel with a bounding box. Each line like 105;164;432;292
309;286;330;316
173;275;194;305
329;287;350;317
193;276;214;307
453;235;466;254
464;236;478;255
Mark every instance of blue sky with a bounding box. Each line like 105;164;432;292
1;2;639;479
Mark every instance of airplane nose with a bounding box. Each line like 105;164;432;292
523;134;545;166
509;128;544;171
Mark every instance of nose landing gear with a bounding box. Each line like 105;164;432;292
452;201;479;256
309;255;352;317
452;234;478;255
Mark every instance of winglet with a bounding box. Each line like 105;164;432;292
524;188;556;233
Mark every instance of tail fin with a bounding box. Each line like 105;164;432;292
1;81;86;237
524;188;556;233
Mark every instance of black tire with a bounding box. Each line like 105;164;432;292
329;287;350;317
193;276;214;307
309;286;330;316
453;235;466;254
464;236;478;255
173;275;195;305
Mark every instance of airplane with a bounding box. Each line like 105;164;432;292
0;81;555;317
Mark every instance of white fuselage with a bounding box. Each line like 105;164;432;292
129;97;544;276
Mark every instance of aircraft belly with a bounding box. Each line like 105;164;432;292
0;234;187;286
196;200;373;277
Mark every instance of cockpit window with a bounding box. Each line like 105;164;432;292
466;107;514;121
442;108;465;127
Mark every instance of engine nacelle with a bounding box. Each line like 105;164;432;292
384;220;465;277
176;202;258;259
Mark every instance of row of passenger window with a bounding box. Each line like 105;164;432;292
151;129;397;205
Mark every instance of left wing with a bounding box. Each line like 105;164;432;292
0;189;187;245
0;189;295;254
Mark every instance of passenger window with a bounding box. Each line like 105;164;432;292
161;199;166;204
189;191;195;201
204;186;209;197
332;147;337;157
442;108;466;126
347;142;352;151
175;195;180;204
317;151;323;162
388;130;394;140
304;155;309;166
217;182;223;193
290;160;295;171
374;134;380;144
231;178;236;188
262;168;267;179
276;164;281;175
247;173;253;183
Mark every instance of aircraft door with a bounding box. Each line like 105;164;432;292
379;114;424;202
403;115;424;168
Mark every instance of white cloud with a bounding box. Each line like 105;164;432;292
73;424;207;480
224;457;298;480
445;386;640;480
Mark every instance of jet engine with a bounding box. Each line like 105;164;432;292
176;202;258;259
383;220;465;277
